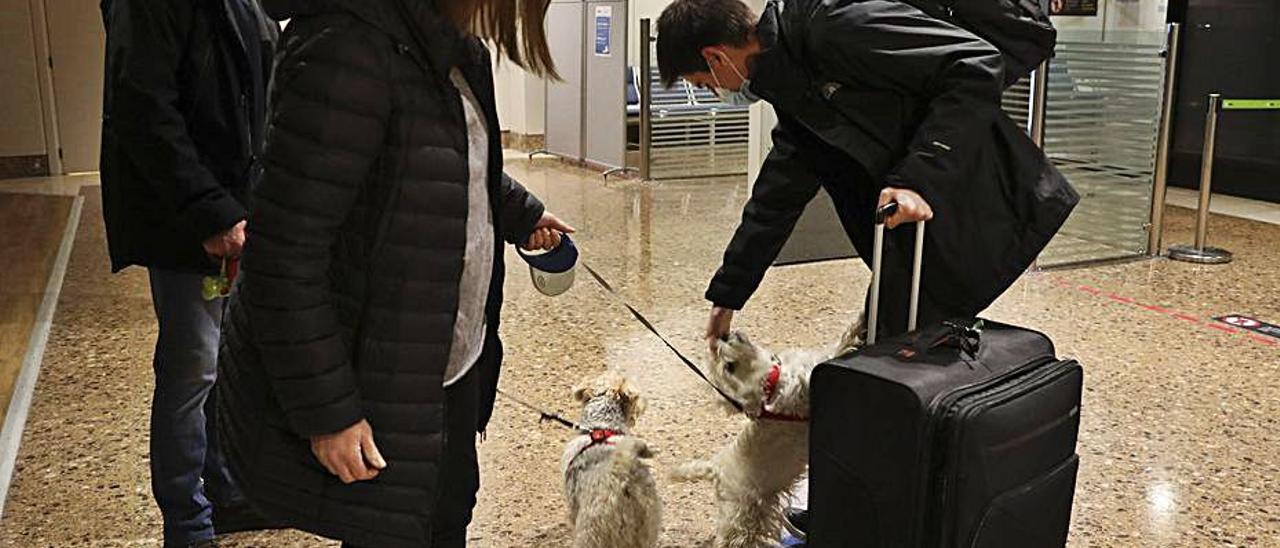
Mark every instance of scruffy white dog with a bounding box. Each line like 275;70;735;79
674;321;863;548
561;374;662;548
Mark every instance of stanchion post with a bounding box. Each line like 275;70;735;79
639;18;653;180
1168;94;1232;264
1149;23;1181;256
1029;60;1050;148
1026;60;1049;272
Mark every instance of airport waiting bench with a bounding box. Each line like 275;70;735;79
626;66;751;177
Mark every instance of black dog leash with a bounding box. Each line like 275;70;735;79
495;388;587;433
580;263;745;412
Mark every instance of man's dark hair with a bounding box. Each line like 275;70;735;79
656;0;757;87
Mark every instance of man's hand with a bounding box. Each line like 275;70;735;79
705;306;735;353
878;187;933;229
310;419;387;484
202;220;248;258
524;212;576;251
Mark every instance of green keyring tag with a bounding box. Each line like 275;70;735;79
202;258;229;301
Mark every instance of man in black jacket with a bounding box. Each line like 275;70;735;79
657;0;1078;349
100;1;277;546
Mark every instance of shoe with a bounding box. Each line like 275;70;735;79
187;540;219;548
212;502;289;536
783;507;809;540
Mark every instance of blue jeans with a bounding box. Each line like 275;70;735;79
148;269;242;547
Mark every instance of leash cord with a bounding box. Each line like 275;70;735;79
494;388;586;433
580;263;745;412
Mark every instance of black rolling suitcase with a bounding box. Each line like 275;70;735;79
808;205;1082;547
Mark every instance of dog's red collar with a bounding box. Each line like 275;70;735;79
758;363;808;423
571;428;621;463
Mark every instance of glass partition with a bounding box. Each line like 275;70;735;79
1004;31;1170;266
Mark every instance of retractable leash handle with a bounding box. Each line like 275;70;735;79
866;202;926;346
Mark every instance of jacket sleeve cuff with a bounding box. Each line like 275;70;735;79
513;199;545;246
187;193;249;243
705;277;748;311
285;392;364;438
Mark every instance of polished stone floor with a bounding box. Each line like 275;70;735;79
0;157;1275;547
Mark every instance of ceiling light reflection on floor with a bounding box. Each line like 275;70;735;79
1146;480;1179;537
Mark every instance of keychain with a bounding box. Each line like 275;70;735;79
201;257;240;301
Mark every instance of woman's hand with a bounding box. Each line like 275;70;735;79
310;419;386;484
524;212;576;251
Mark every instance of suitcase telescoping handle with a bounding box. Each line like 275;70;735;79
866;202;926;346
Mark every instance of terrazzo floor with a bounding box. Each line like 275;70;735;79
0;155;1276;547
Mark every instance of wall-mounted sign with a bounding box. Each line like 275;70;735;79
594;6;612;57
1049;0;1099;16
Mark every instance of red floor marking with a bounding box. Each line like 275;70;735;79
1044;274;1278;348
1138;303;1172;314
1107;293;1136;304
1249;335;1278;346
1207;323;1239;334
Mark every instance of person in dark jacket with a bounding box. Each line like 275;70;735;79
216;1;571;546
99;1;277;546
656;0;1079;348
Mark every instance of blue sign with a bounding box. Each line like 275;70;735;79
594;6;612;57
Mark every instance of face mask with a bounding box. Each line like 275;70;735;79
707;53;760;106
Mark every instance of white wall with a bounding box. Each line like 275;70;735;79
492;50;546;136
0;0;49;157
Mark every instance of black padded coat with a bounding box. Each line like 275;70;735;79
216;1;544;545
706;0;1079;317
99;0;277;274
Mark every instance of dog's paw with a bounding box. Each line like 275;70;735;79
670;460;716;482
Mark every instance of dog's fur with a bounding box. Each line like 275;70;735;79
561;374;662;548
673;319;864;548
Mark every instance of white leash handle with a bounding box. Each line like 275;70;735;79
866;202;926;346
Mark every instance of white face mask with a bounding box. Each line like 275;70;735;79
707;53;760;106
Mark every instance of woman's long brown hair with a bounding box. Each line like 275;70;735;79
440;0;560;79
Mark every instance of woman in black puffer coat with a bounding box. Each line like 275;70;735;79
217;1;569;546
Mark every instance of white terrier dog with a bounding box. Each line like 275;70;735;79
561;374;662;548
674;321;863;548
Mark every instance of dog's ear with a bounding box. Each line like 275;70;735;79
615;379;647;421
571;385;594;404
624;392;648;421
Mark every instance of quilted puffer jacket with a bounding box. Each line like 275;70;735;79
217;0;544;545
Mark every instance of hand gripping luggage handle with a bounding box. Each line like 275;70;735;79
866;202;926;346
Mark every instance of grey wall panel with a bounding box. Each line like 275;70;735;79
545;0;584;160
582;0;627;169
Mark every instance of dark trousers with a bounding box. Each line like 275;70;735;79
343;365;482;548
148;269;242;547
